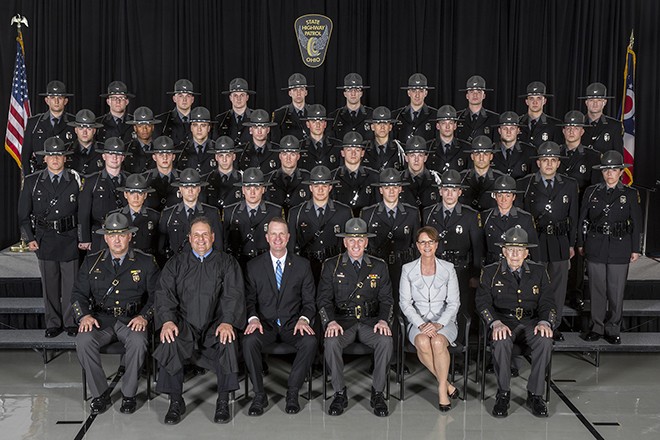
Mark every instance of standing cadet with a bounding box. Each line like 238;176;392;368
330;73;373;141
176;107;217;175
203;136;243;210
287;165;353;283
18;138;81;337
317;218;394;417
22;80;75;174
96;81;134;143
518;82;561;148
298;104;342;172
109;174;161;257
455;76;499;143
426;105;470;174
265;135;311;215
223;168;283;267
459;136;505;212
422;170;484;317
142;136;182;212
331;132;379;216
72;213;159;415
213;77;254;145
78;137;130;252
270;73;313;143
578;151;642;344
579;82;624;155
123;107;160;174
491;112;537;179
236;109;281;175
399;136;440;212
66;109;105;176
158;79;198;147
558;110;602;194
158;168;223;262
518;142;579;341
363;106;405;172
393;73;437;143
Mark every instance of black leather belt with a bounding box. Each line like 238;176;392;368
37;215;77;233
495;307;534;320
335;303;380;319
540;221;568;236
95;302;140;317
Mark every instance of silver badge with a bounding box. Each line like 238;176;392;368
431;192;437;200
330;155;336;163
210;159;217;167
458;158;464;167
334;224;340;234
235;190;241;199
620;195;626;204
97;160;104;168
542;132;548;141
425;123;431;131
70;194;76;203
484;127;490;134
131;131;137;139
66;132;73;140
579;164;587;174
604;133;610;142
372;222;379;228
404;225;410;234
364;123;370;132
545;203;552;212
563;195;568;204
299;189;306;198
522;163;527;172
147;221;154;230
366;186;372;194
456;225;463;234
270;160;276;169
264;223;269;232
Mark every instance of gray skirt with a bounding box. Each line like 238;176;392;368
407;319;458;346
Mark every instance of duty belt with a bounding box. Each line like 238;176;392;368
336;302;380;320
36;215;77;233
302;246;340;262
593;220;631;238
495;307;534;321
94;302;140;317
539;221;569;236
441;250;470;268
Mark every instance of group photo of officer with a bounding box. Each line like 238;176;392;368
17;72;642;424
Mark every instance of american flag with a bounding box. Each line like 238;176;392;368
4;30;31;168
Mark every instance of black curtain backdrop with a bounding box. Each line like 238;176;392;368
1;0;659;251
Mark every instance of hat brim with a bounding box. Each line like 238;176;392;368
95;149;132;156
577;95;614;100
116;186;156;193
206;148;241;154
430;117;459;122
365;118;399;124
300;116;333;121
492;122;524;128
592;163;632;170
433;183;468;189
463;149;494;154
337;85;370;89
281;85;314;91
126;119;162;125
486;189;525;194
557;123;588;127
38;92;74;97
222;89;256;95
232;182;272;187
372;181;410;187
95;225;139;235
242;121;277;127
149;149;182;154
67;121;104;128
531;154;567;159
518;93;554;98
100;93;136;98
302;179;339;185
400;86;435;90
171;181;209;187
495;241;538;248
166;91;201;95
35;150;73;156
336;232;377;238
458;87;494;92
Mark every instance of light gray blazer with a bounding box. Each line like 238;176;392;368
399;257;460;329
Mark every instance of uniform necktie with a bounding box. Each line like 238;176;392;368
350;111;357;119
236;114;243;126
182;116;189;123
388;209;395;220
250;208;257;219
187;207;194;218
316;141;323;151
317;206;324;220
256;147;263;156
413;111;419;121
353;260;361;273
132;211;139;222
379;145;386;156
350;171;357;181
275;260;283;290
52;174;60;188
478;175;485;185
297;110;304;119
197;145;203;155
513;270;521;284
111;176;120;187
221;173;228;183
444;209;451;223
112;258;121;272
505;149;511;161
471;113;479;123
51;117;59;127
530;119;537;132
545;178;553;190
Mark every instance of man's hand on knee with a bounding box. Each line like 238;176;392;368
373;320;391;336
534;322;553;338
161;321;179;343
216;323;235;344
491;321;511;341
325;321;343;338
128;315;148;332
79;315;100;333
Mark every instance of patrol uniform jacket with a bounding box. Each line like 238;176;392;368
158;201;223;258
123;140;155;174
78;170;129;244
236;141;281;174
245;252;316;328
22;112;76;174
270;104;311;143
329;105;374;141
518;173;578;261
265;167;311;214
331;165;379;215
362;139;404;172
18;168;81;261
203;169;243;210
71;248;159;329
287;199;353;260
393;104;438;143
455;108;500;142
399;168;440;211
142;168;181;212
108;205;160;256
583;115;624;155
518;113;561;148
176;139;217;175
223;200;283;258
426;138;471;174
66;141;104;176
96;112;135;143
213;109;253;145
476;260;556;330
360;202;420;263
157;109;191;147
459;168;505;212
559;144;602;194
153;250;245;375
317;253;394;330
298;136;343;171
481;206;540;264
491;142;538;179
422;203;484;274
577;182;642;264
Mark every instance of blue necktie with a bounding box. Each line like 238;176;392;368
276;260;283;290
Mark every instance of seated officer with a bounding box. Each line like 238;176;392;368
363;106;405;172
203;136;243;210
265;135;311;216
123;106;161;174
476;227;556;418
142;136;182;212
298;104;342;172
72;213;159;415
393;73;437;143
243;218;317;415
270;73;313;143
426;105;470;174
237;109;281;175
66;109;105;176
317;218;394;417
153;217;245;424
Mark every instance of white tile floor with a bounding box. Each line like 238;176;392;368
0;349;658;439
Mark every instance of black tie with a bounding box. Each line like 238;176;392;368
316;141;323;151
546;178;553;190
471;113;479;123
52;174;60;188
388;210;395;220
444;144;450;155
221;174;228;183
350;172;357;181
256;147;263;156
530;119;537;132
478;175;485;185
444;209;451;223
250;208;257;219
513;270;521;284
112;258;121;272
182;116;189;123
379;145;386;156
284;174;292;186
350;111;357;119
132;211;138;222
297;110;304;119
187;207;194;218
197;145;204;155
236;115;243;126
111;176;120;187
116;118;123;128
52;117;59;127
353;260;361;273
567;149;574;158
413;111;419;121
505;149;511;161
317;206;324;221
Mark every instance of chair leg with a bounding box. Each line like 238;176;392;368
323;359;328;400
82;368;88;402
479;347;487;402
463;349;469;402
302;366;313;401
545;356;552;403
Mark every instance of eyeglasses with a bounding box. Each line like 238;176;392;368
109;96;127;102
417;240;437;246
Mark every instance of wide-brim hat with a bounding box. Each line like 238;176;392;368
207;136;241;154
372;168;409;187
431;105;459;122
459;75;493;91
302;165;338;185
188;106;216;124
35;137;73;156
578;82;614;100
281;73;313;90
277;135;302;152
496;227;537;248
300;104;332;121
533;141;565;159
166;79;201;95
242;109;277;127
433;169;467;189
96;137;132;156
150;136;182;154
463;135;494;153
493;111;523;127
95;213;138;235
171;168;209;187
126;106;161;125
222;78;256;95
518;81;553;98
336;218;376;238
404;136;431;153
366;106;398;124
401;73;434;90
487;175;524;194
67;109;103;128
592;150;632;170
558;110;588;127
39;80;74;97
337;73;370;89
233;167;271;187
116;174;155;193
100;80;135;98
342;132;367;148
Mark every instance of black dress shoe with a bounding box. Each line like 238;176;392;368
328;388;348;416
448;387;460;400
120;396;137;414
45;327;63;338
65;326;79;337
248;393;268;416
604;334;621;345
582;331;602;342
370;388;389;417
527;392;548;417
510;368;519;377
553;330;565;342
439;402;452;412
164;398;185;425
90;395;111;415
214;399;231;423
492;390;510;418
285;389;301;414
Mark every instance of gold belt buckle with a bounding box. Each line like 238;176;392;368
355;305;362;320
113;307;123;317
515;307;524;320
